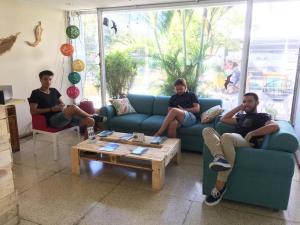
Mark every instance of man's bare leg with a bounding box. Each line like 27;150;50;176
80;117;95;139
215;180;226;191
62;105;95;139
167;120;180;138
155;108;185;136
63;104;92;119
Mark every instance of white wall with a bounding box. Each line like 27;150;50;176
0;0;71;136
294;74;300;140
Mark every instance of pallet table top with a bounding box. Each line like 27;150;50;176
74;132;180;162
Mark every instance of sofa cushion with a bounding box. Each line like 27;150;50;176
127;94;154;115
153;96;170;116
109;114;150;130
110;98;136;115
178;122;214;136
141;115;165;131
199;98;223;114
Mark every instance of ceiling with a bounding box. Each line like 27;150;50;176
18;0;197;11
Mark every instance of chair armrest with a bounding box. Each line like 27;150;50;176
100;105;116;121
261;120;299;153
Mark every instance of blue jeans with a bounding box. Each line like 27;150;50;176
181;111;197;127
49;112;81;128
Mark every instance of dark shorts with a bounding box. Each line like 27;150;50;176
48;112;82;128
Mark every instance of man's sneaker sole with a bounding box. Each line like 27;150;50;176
205;189;227;206
209;162;231;172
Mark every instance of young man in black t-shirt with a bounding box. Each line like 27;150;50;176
29;70;94;138
202;92;279;206
154;78;200;138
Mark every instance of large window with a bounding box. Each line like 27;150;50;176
246;1;300;120
102;5;246;110
72;0;300;122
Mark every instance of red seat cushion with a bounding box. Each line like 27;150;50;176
32;114;73;133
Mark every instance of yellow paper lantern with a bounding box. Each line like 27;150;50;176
72;59;85;72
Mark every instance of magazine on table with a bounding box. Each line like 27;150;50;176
131;146;148;155
150;136;167;144
120;133;134;141
99;142;119;152
97;130;114;137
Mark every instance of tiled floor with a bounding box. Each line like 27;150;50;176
13;132;300;225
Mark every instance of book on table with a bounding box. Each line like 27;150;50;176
97;130;114;137
120;133;134;141
150;136;167;144
131;146;148;155
99;142;119;152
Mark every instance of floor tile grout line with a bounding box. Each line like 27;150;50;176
19;216;43;225
181;200;194;225
12;161;68;173
17;167;67;196
73;181;121;225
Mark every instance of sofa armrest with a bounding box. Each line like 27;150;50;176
261;120;299;153
100;105;116;121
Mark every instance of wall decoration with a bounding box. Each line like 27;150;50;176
60;43;74;56
72;59;85;72
66;25;80;39
0;32;20;56
68;72;81;84
103;17;117;34
25;21;43;47
67;86;80;99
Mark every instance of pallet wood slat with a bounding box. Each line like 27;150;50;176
0;119;9;136
0;105;19;224
0;107;7;120
72;132;181;191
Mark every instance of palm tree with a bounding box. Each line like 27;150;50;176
148;7;232;95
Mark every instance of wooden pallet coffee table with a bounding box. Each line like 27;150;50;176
71;132;181;191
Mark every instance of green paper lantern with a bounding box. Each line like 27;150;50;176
68;72;81;84
66;25;80;39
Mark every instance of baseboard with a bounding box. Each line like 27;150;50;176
19;132;32;139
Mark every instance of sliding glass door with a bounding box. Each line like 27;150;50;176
246;1;300;120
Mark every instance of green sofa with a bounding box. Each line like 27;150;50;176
100;94;222;152
203;120;299;210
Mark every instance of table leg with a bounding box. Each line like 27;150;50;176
71;147;80;175
173;141;181;165
152;160;165;191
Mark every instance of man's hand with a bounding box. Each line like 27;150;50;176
245;131;256;142
238;103;246;111
51;105;63;112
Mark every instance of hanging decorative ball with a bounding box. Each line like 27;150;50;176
66;25;80;39
67;86;80;99
68;72;81;84
60;43;74;56
72;59;85;72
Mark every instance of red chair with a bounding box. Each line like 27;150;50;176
31;114;80;160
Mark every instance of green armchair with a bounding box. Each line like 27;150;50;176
202;120;299;210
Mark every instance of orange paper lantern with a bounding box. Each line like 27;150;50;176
60;43;74;56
